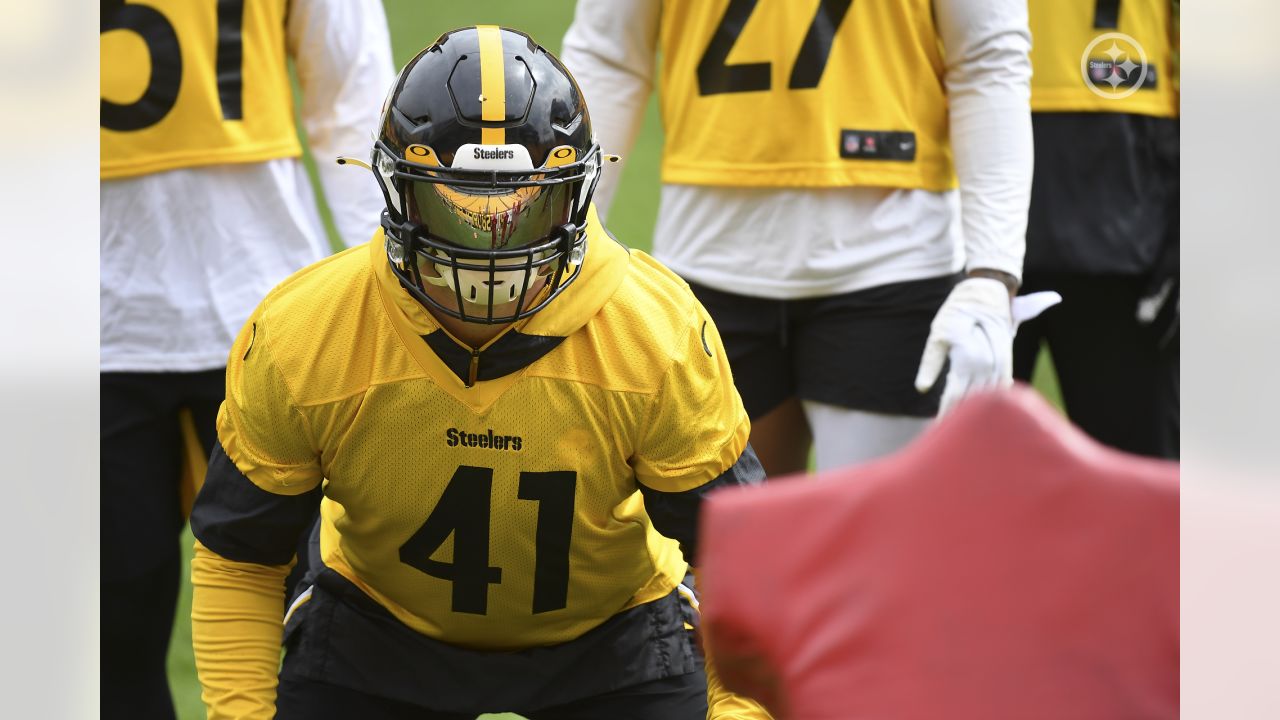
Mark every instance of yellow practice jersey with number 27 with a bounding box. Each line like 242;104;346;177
212;214;750;650
100;0;301;179
657;0;955;191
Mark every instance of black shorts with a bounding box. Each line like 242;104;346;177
277;569;707;719
688;274;958;420
101;369;224;579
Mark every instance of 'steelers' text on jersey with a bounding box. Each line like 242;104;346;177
216;219;749;650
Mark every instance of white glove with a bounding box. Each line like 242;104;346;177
914;277;1062;415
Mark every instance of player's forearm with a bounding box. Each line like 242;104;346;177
937;0;1033;283
561;0;661;219
191;540;292;720
682;571;775;719
705;642;777;720
951;96;1032;285
290;0;395;248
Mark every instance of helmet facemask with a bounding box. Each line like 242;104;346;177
376;140;598;325
369;26;605;325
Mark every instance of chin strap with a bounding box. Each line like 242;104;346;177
554;223;582;264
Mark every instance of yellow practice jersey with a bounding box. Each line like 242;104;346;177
657;0;954;190
214;216;750;650
1029;0;1179;117
100;0;301;179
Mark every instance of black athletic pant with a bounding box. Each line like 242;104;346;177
275;570;707;719
276;672;708;720
102;370;318;718
100;370;224;720
1013;274;1179;459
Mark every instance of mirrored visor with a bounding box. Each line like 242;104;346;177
407;176;574;252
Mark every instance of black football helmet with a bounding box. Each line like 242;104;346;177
370;26;601;324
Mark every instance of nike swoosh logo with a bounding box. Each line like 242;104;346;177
701;321;713;358
1136;279;1174;323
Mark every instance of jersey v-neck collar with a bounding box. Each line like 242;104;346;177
368;212;629;412
419;329;566;387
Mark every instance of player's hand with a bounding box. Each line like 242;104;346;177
915;278;1062;415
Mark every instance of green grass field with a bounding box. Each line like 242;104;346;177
164;2;1062;716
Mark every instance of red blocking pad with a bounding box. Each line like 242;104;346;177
698;385;1178;720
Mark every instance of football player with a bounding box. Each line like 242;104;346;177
562;0;1046;474
100;0;393;716
188;27;770;719
1012;0;1180;459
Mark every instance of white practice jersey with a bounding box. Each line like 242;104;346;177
100;0;394;372
562;0;1033;299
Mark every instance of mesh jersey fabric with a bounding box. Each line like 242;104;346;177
560;0;1032;298
654;0;955;191
216;209;750;650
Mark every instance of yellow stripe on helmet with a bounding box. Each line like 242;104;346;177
476;25;506;145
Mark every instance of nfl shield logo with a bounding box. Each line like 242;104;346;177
844;134;861;155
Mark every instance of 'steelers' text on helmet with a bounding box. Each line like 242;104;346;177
372;26;601;324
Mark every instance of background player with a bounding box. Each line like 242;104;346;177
562;0;1038;474
100;0;393;715
188;27;769;719
1013;0;1180;459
